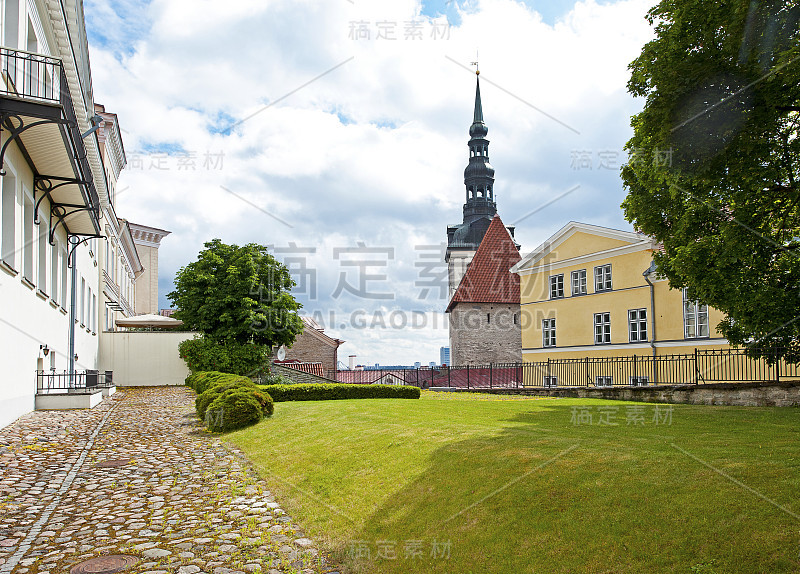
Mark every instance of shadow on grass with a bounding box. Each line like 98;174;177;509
331;403;800;574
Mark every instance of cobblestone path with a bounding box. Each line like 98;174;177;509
0;387;338;574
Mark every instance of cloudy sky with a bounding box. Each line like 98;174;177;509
85;0;659;366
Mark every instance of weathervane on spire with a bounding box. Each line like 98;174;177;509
471;50;479;75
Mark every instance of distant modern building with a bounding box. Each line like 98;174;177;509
445;73;522;366
440;346;450;366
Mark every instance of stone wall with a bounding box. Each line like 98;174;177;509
449;303;522;366
271;364;336;385
284;329;338;373
447;381;800;407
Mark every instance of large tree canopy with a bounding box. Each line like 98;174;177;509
168;239;303;348
621;0;800;361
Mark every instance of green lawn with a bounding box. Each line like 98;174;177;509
228;392;800;574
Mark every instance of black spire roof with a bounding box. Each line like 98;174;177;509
447;73;499;255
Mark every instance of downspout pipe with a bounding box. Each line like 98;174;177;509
643;262;657;384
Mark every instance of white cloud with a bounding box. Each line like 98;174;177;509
88;0;657;365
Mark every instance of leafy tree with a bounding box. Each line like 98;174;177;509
168;239;303;349
621;0;800;361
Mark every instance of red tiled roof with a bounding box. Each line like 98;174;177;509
447;214;521;312
273;360;324;377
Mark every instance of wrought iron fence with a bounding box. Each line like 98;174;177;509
326;348;799;390
37;370;114;394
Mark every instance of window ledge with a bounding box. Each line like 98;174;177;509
36;289;48;301
21;277;35;290
49;299;59;309
58;306;67;316
0;260;18;277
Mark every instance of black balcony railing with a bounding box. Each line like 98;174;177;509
0;47;63;103
37;370;114;394
0;47;100;227
326;348;800;390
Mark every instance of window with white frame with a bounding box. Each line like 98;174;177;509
90;290;96;332
542;318;556;347
80;277;85;326
683;289;709;338
571;269;587;296
543;376;558;388
60;246;67;308
628;308;648;342
630;376;649;387
594;264;612;292
596;376;613;387
594;312;611;344
549;274;564;299
22;195;33;281
4;0;19;49
1;170;16;267
37;210;47;292
50;239;59;302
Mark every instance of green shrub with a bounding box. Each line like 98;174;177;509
193;371;230;395
206;388;264;432
196;375;257;419
251;389;275;417
179;336;269;376
257;383;420;402
185;372;203;389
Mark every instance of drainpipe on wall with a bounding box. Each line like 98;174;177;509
643;262;657;384
68;237;79;385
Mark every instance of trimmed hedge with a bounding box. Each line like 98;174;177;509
206;388;264;432
196;376;257;419
185;370;228;392
188;370;275;432
257;383;421;402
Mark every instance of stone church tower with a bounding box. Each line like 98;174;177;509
445;73;522;366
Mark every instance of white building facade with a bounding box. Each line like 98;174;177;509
0;0;142;428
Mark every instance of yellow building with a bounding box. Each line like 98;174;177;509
511;222;729;368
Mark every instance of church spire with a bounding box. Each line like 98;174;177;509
473;74;483;124
463;72;495;223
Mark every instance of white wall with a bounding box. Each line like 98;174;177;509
99;331;196;386
0;138;100;429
